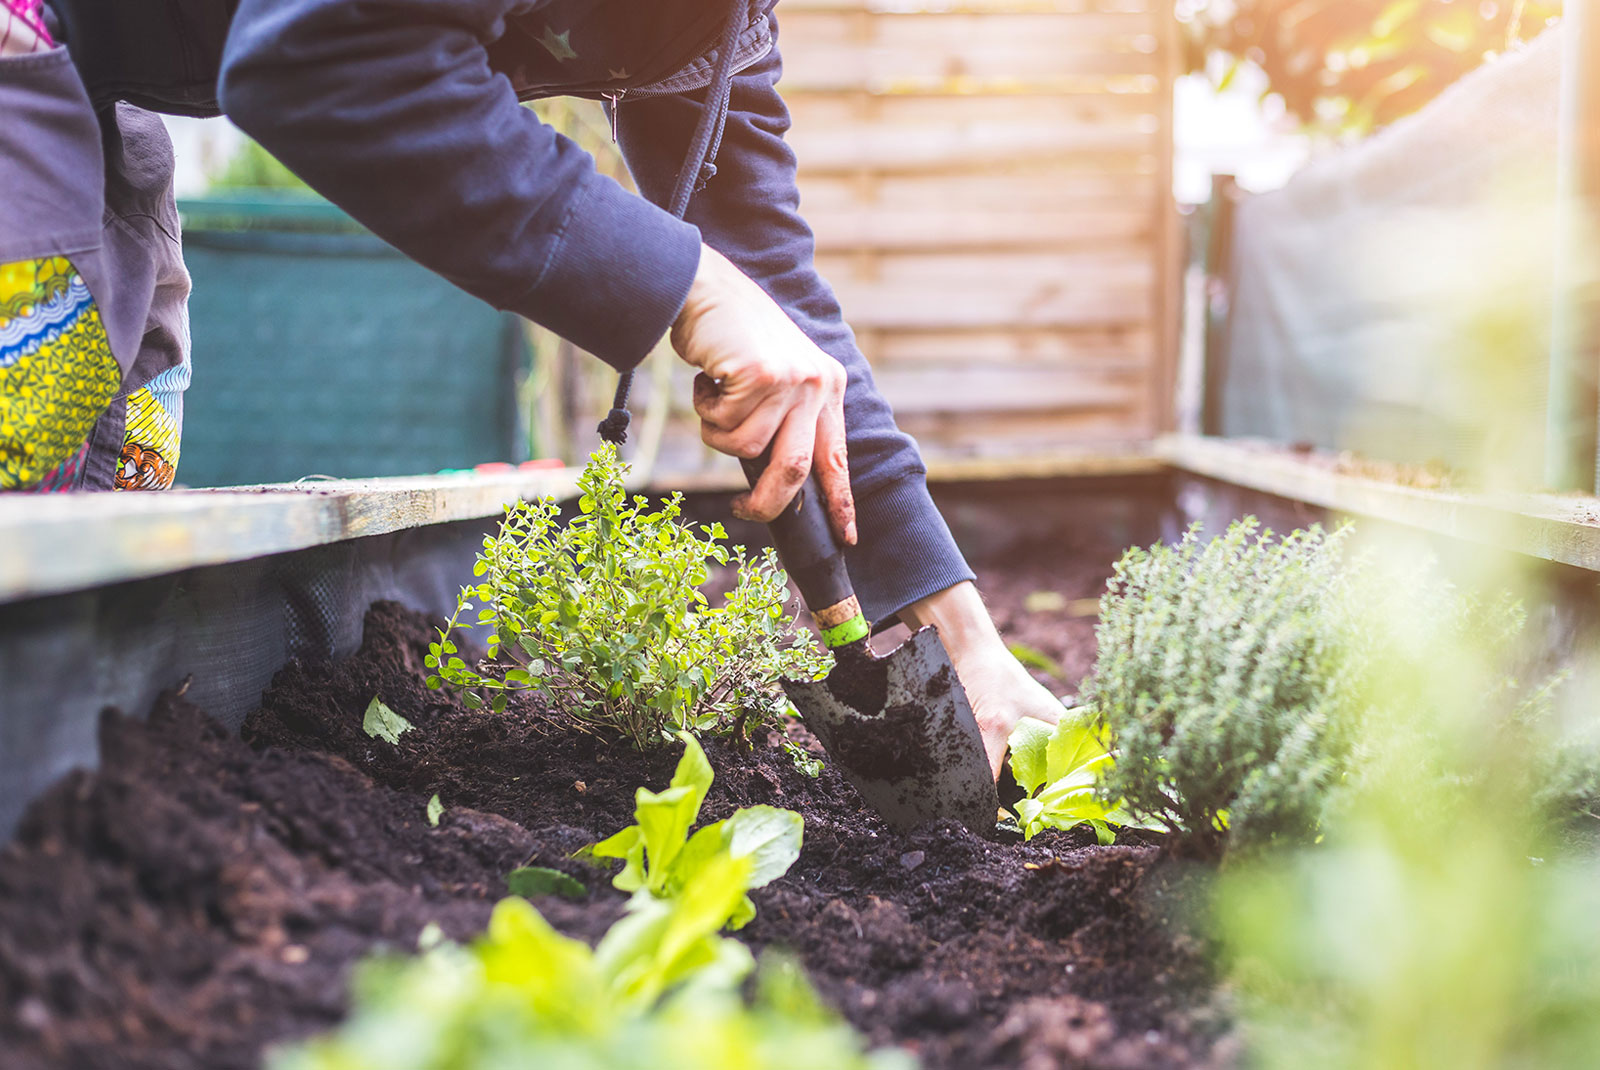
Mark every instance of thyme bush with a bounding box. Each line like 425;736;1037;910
1084;519;1363;857
427;445;827;746
1085;519;1588;858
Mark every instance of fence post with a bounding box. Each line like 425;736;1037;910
1545;0;1600;493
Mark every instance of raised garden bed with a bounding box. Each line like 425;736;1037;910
0;530;1228;1070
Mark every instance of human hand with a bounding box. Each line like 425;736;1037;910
902;581;1066;778
670;244;856;545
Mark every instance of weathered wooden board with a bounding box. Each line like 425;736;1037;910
798;170;1160;212
856;325;1157;367
1158;435;1600;574
0;469;581;604
871;364;1145;413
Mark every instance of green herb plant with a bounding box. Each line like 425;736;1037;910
426;444;828;747
581;733;803;930
1006;711;1157;845
1083;519;1364;858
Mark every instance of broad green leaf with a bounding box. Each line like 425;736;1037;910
635;784;700;893
1008;717;1055;794
666;821;728;894
1044;709;1111;784
426;793;444;827
587;825;647;891
668;731;714;820
477;896;605;1029
507;866;588;901
721;805;803;889
362;696;413;745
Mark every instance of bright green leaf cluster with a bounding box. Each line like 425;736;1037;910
1006;711;1159;845
269;876;908;1070
581;733;803;931
425;444;828;747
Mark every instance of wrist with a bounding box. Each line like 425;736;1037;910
674;243;727;334
901;581;1009;668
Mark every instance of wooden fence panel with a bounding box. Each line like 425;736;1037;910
782;0;1178;461
648;0;1177;476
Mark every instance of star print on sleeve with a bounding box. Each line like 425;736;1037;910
538;26;577;61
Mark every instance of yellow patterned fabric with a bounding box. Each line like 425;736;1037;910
0;257;121;490
116;385;180;490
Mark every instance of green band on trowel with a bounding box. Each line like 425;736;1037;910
820;613;870;648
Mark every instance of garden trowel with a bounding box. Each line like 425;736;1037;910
742;459;999;834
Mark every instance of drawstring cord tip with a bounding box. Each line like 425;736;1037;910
597;407;632;445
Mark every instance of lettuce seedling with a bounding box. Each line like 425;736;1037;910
271;863;909;1070
1007;711;1155;844
425;444;828;748
582;733;802;929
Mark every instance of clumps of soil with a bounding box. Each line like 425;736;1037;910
242;602;1230;1068
0;597;1228;1070
0;691;566;1070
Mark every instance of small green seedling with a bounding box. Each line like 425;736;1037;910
580;733;803;930
1007;711;1153;844
425;794;443;827
362;696;413;745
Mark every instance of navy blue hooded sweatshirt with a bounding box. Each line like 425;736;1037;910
54;0;974;623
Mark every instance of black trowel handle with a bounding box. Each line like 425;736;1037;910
740;455;869;649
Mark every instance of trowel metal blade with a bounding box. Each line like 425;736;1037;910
784;626;999;834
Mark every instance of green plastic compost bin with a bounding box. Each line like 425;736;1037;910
177;192;528;488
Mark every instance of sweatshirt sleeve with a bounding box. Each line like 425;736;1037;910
615;6;975;624
217;0;702;373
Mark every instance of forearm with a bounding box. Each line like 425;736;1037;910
617;10;974;622
219;0;701;371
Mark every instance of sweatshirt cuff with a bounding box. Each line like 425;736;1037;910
844;475;976;626
524;172;703;373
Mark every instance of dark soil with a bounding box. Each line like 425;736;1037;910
0;540;1229;1069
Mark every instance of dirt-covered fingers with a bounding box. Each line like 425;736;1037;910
695;374;791;461
731;389;829;522
813;374;856;545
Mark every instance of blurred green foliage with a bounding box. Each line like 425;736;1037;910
211;138;312;191
1215;539;1600;1068
1179;0;1563;134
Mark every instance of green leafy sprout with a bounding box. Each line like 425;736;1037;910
580;733;804;931
1006;710;1161;845
271;734;904;1070
425;444;829;747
